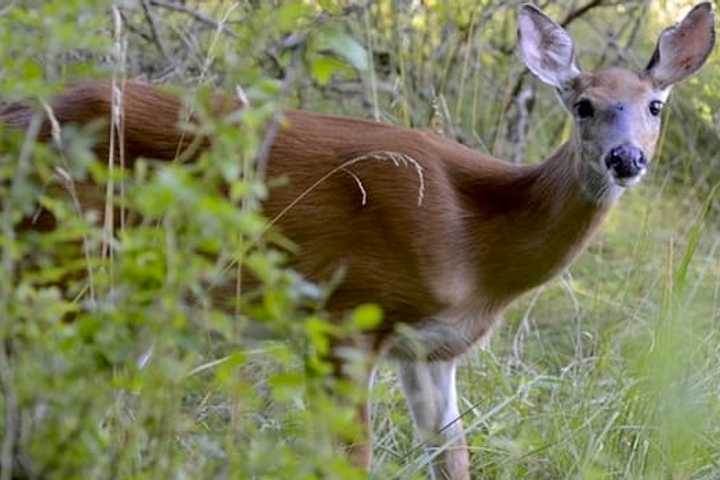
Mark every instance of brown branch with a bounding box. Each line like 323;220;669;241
559;0;605;27
118;9;153;43
148;0;238;38
254;46;305;180
623;1;650;60
140;0;170;62
0;341;17;480
592;4;644;69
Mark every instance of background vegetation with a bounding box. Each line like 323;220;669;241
1;0;720;478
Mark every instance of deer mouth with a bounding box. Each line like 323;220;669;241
610;169;646;188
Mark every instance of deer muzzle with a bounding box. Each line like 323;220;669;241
604;144;647;184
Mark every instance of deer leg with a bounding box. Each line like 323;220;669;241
398;359;469;480
347;381;372;468
328;345;377;471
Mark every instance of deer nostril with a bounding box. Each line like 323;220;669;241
605;145;645;179
635;151;647;169
605;146;625;169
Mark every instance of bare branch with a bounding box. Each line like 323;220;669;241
254;46;304;180
148;0;238;38
140;0;170;61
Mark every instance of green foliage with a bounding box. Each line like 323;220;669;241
0;1;373;478
1;1;720;479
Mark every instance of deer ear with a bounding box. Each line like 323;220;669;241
517;4;580;90
645;2;715;89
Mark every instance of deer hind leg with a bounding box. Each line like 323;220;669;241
347;371;374;468
327;344;378;471
398;359;470;480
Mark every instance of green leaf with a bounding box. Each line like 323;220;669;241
275;1;314;32
310;56;346;85
351;304;382;331
318;0;343;15
316;27;368;71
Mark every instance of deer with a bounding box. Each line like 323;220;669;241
0;3;715;479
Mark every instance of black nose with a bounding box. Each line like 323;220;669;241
604;144;646;179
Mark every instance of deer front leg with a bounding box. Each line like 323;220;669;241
398;359;470;480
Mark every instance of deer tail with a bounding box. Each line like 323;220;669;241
0;80;219;163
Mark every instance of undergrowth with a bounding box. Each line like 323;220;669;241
1;1;719;479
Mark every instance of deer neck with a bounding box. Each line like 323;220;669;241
469;140;612;304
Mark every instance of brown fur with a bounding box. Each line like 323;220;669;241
2;81;610;356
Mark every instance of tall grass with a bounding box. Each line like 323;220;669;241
1;1;719;479
366;180;720;478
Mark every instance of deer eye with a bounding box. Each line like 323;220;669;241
649;100;663;117
574;99;595;119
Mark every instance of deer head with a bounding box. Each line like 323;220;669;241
518;2;715;202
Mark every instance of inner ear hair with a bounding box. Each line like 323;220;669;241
517;4;580;89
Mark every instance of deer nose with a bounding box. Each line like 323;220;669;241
604;144;646;179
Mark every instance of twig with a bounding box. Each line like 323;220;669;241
0;1;16;16
560;0;605;26
170;2;239;162
140;0;170;62
103;7;128;291
149;0;238;38
254;46;304;180
0;341;17;480
42;103;97;305
622;1;650;66
118;9;153;43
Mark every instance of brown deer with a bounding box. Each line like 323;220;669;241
1;3;715;479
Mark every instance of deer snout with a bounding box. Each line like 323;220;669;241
604;144;647;181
